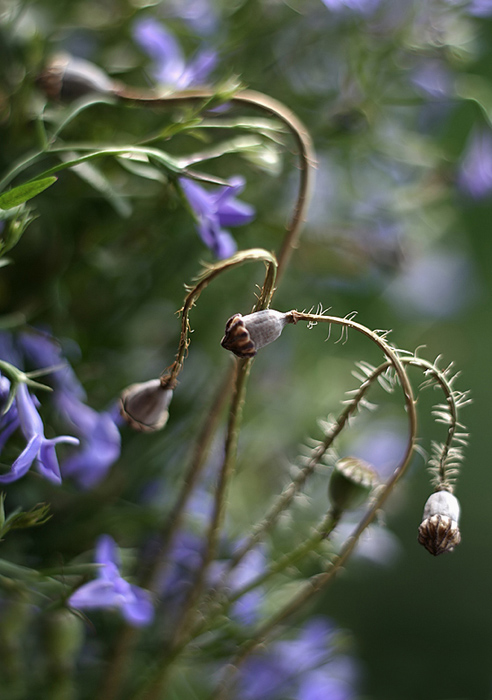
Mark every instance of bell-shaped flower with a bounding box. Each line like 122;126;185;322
69;535;154;627
180;176;255;258
133;17;217;88
0;383;79;484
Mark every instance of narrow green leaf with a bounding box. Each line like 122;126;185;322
0;176;57;210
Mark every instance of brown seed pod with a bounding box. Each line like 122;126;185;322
418;514;461;556
221;310;292;358
417;490;461;556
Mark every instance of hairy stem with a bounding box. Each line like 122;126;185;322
211;311;418;698
166;248;277;385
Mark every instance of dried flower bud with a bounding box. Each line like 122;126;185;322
328;457;377;514
36;53;116;101
120;379;173;433
418;490;461;556
221;310;293;358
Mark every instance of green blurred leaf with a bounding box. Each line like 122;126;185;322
0;176;57;210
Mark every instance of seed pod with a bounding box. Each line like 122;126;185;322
418;490;461;556
328;456;377;514
120;378;173;433
36;53;116;101
221;310;292;358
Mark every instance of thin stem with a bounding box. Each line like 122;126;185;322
131;360;252;700
226;356;385;571
401;357;469;491
166;248;277;386
99;252;276;700
211;311;418;698
218;509;340;612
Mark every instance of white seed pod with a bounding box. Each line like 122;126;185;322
221;310;292;358
418;491;461;556
120;378;173;433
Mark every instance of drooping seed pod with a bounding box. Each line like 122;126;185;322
221;310;293;358
328;456;377;514
36;53;116;101
418;490;461;556
120;378;173;433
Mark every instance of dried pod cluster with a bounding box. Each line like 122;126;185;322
418;490;461;556
221;309;294;358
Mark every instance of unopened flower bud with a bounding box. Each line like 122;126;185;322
328;457;377;514
418;490;461;556
120;378;173;433
36;53;116;101
221;309;293;358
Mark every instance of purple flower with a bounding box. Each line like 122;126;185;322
468;0;492;15
320;0;381;14
0;375;19;453
133;17;217;88
56;392;121;489
180;176;255;258
458;128;492;199
69;535;154;627
411;60;453;99
237;617;358;700
166;0;218;36
225;545;266;626
160;529;265;626
19;329;122;489
0;383;79;484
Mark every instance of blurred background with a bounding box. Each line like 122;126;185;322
1;0;492;698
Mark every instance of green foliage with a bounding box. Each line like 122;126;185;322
0;176;57;210
0;1;488;699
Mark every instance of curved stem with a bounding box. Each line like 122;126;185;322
115;85;316;280
165;248;277;386
131;359;252;700
211;311;418;698
217;509;340;616
226;355;385;571
99;251;277;700
399;356;469;491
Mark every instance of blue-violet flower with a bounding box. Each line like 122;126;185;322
180;176;255;258
133;17;217;88
19;329;122;489
458;128;492;199
0;382;79;484
69;535;154;626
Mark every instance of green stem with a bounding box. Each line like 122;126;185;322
130;360;252;700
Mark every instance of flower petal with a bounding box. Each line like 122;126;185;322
0;434;42;483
